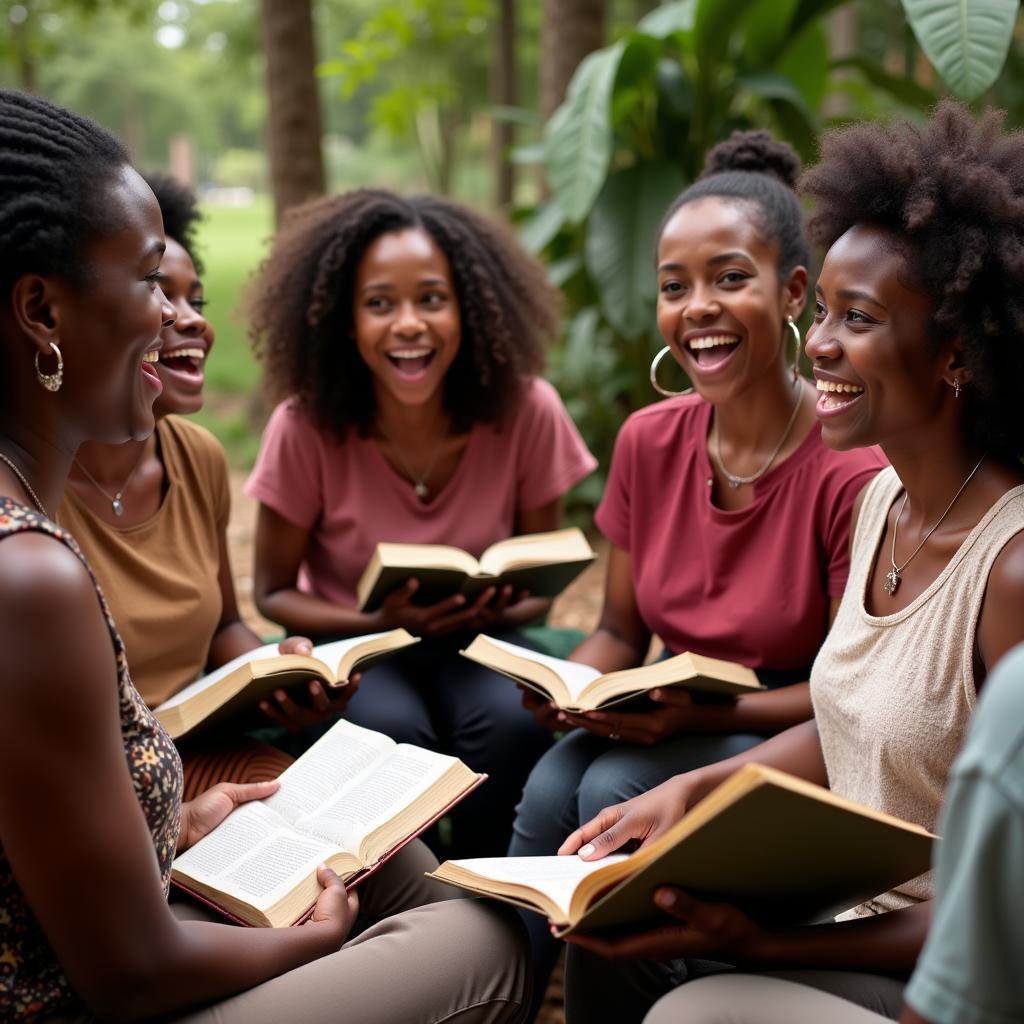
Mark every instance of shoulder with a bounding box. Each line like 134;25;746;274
983;528;1024;617
162;415;227;470
262;398;337;450
800;437;888;493
512;376;572;423
618;394;706;443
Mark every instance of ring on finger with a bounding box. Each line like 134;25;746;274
609;731;621;741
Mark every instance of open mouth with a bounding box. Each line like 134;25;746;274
816;378;864;412
158;346;207;379
686;334;741;369
386;347;436;378
140;347;163;391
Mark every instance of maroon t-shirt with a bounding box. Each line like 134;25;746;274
595;395;886;673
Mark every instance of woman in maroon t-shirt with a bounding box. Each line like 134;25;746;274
510;130;883;1014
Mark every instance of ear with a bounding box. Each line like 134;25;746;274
941;339;970;388
781;265;809;322
9;273;65;360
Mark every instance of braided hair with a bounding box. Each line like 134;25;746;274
801;100;1024;463
0;90;129;296
144;172;203;274
250;189;557;438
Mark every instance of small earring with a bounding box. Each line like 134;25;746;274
953;378;962;399
649;346;693;398
786;316;802;383
35;341;64;392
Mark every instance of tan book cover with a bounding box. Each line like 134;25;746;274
459;635;763;712
172;719;484;927
154;629;418;740
356;528;595;611
428;763;933;935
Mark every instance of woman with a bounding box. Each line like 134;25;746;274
509;131;884;1012
58;174;334;797
558;102;1024;1024
0;90;527;1024
245;189;596;855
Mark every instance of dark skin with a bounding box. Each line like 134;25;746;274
558;224;1024;979
0;167;354;1020
68;235;353;732
254;227;558;640
523;197;833;740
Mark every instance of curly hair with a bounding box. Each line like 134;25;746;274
660;129;810;278
0;89;129;296
144;171;203;274
249;189;558;438
801;100;1024;463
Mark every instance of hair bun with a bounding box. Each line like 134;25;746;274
702;129;801;189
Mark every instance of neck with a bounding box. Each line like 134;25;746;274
0;420;75;518
374;392;450;446
712;360;801;452
73;432;155;489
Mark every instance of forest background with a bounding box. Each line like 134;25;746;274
1;0;1022;514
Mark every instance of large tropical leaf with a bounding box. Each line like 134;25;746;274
832;55;937;109
901;0;1018;101
518;199;567;255
739;0;801;69
584;160;687;340
790;0;852;39
543;43;625;223
776;21;830;112
738;71;821;160
693;0;762;67
637;0;697;38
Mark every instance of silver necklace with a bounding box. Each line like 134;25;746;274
712;380;804;489
377;427;446;500
883;455;986;596
73;444;147;517
0;451;48;518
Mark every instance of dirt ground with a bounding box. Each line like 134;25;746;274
227;472;603;1024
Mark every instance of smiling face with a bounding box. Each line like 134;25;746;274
807;223;951;452
656;196;806;403
55;165;171;443
152;236;212;417
352;227;461;414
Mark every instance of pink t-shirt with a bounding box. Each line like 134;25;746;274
595;395;887;672
246;377;597;607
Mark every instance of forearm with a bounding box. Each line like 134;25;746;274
257;586;379;639
206;621;267;671
499;596;553;629
740;902;929;977
571;627;648;673
684;682;813;737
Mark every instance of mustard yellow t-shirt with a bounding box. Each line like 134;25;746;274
58;416;230;707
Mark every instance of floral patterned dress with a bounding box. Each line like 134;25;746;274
0;499;183;1021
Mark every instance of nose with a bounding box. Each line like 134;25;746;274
172;297;208;338
804;318;841;362
684;282;720;322
392;301;425;337
158;287;175;329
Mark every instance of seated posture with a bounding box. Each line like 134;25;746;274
510;130;884;1014
0;91;528;1024
246;189;596;856
558;102;1024;1024
57;174;326;797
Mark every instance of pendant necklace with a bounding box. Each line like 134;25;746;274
712;378;803;489
73;443;148;517
378;426;446;500
0;451;49;518
883;454;986;596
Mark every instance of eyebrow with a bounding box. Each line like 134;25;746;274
815;284;886;308
657;251;753;272
146;240;166;261
361;277;449;291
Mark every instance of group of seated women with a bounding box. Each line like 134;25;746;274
0;86;1021;1024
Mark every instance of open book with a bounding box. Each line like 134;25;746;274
356;528;595;611
460;635;763;712
154;629;418;741
172;719;484;927
429;763;933;935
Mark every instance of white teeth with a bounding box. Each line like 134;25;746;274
161;347;206;362
142;350;160;363
389;348;432;360
688;335;739;351
816;379;864;394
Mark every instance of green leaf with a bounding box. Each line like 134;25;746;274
510;142;545;165
543;43;625;223
489;104;541;126
656;58;693;119
518;199;567;255
694;0;762;67
547;254;584;288
901;0;1018;101
790;0;851;38
775;21;829;111
584;160;687;340
738;71;821;159
832;55;937;109
739;0;800;69
637;0;697;38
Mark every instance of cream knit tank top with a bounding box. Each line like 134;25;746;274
810;466;1024;918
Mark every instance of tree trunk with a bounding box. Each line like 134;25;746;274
540;0;607;119
260;0;326;225
491;0;518;209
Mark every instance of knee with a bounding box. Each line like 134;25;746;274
577;758;645;823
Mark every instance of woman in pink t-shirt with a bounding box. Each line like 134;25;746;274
245;190;596;857
509;131;884;1015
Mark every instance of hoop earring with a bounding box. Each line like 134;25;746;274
35;341;63;393
786;316;802;383
649;346;693;398
953;378;962;399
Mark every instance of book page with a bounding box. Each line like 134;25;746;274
484;637;601;702
310;632;393;679
263;721;395;824
155;643;281;711
479;528;593;575
297;745;458;853
447;854;628;919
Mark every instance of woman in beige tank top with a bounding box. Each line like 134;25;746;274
556;101;1024;1024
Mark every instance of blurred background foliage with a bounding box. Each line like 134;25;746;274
0;0;1021;511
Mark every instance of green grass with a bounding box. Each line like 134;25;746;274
191;197;273;466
